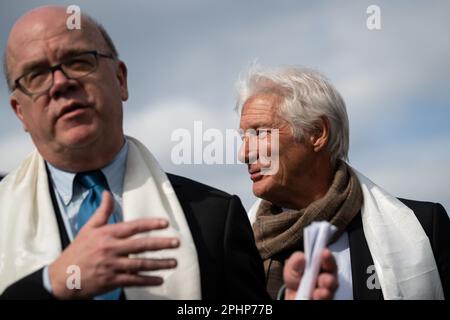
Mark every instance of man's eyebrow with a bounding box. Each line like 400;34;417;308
58;48;94;60
18;59;50;77
249;117;275;128
17;49;93;77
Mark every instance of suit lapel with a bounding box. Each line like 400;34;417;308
348;212;383;300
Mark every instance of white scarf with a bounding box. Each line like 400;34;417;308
248;168;444;300
0;136;201;299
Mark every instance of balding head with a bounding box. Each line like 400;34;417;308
5;5;129;172
3;5;118;91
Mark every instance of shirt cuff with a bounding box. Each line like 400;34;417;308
42;265;53;294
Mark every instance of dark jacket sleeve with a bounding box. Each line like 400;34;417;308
430;203;450;299
0;267;54;300
223;196;271;300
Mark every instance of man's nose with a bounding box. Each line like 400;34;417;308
238;136;258;164
48;69;77;98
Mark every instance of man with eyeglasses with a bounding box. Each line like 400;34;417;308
0;6;272;300
12;51;115;97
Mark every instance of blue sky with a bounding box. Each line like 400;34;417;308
1;0;449;212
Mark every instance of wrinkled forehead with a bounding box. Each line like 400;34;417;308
240;93;285;129
242;93;283;115
7;9;102;77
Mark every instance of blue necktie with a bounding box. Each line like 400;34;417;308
75;170;121;300
76;171;116;230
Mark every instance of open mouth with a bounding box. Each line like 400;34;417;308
59;103;89;119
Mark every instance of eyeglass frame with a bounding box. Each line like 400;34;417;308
12;50;115;96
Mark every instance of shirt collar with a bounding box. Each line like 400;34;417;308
47;164;76;205
102;139;129;197
47;139;129;205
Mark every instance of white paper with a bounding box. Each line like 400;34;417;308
295;221;337;300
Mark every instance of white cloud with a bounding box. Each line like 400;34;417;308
123;99;241;167
352;136;450;212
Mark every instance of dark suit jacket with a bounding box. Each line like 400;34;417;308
0;173;270;300
348;198;450;300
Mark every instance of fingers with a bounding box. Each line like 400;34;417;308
86;191;115;228
110;218;170;238
283;249;338;300
320;249;337;274
115;236;180;255
113;257;177;273
283;251;306;291
312;249;338;300
311;287;334;300
317;273;338;292
113;273;164;287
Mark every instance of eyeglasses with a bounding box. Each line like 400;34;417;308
12;51;114;96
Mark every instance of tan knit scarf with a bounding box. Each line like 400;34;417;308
253;160;362;298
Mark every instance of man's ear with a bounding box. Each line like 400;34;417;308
116;60;128;101
309;116;329;153
10;95;29;132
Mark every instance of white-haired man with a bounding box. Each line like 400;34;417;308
237;66;449;300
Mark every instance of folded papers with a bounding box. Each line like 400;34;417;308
295;221;337;300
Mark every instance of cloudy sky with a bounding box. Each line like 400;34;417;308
1;0;449;213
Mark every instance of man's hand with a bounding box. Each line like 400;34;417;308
283;249;338;300
49;191;179;299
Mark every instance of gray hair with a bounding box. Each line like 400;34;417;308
235;66;349;163
3;13;119;92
